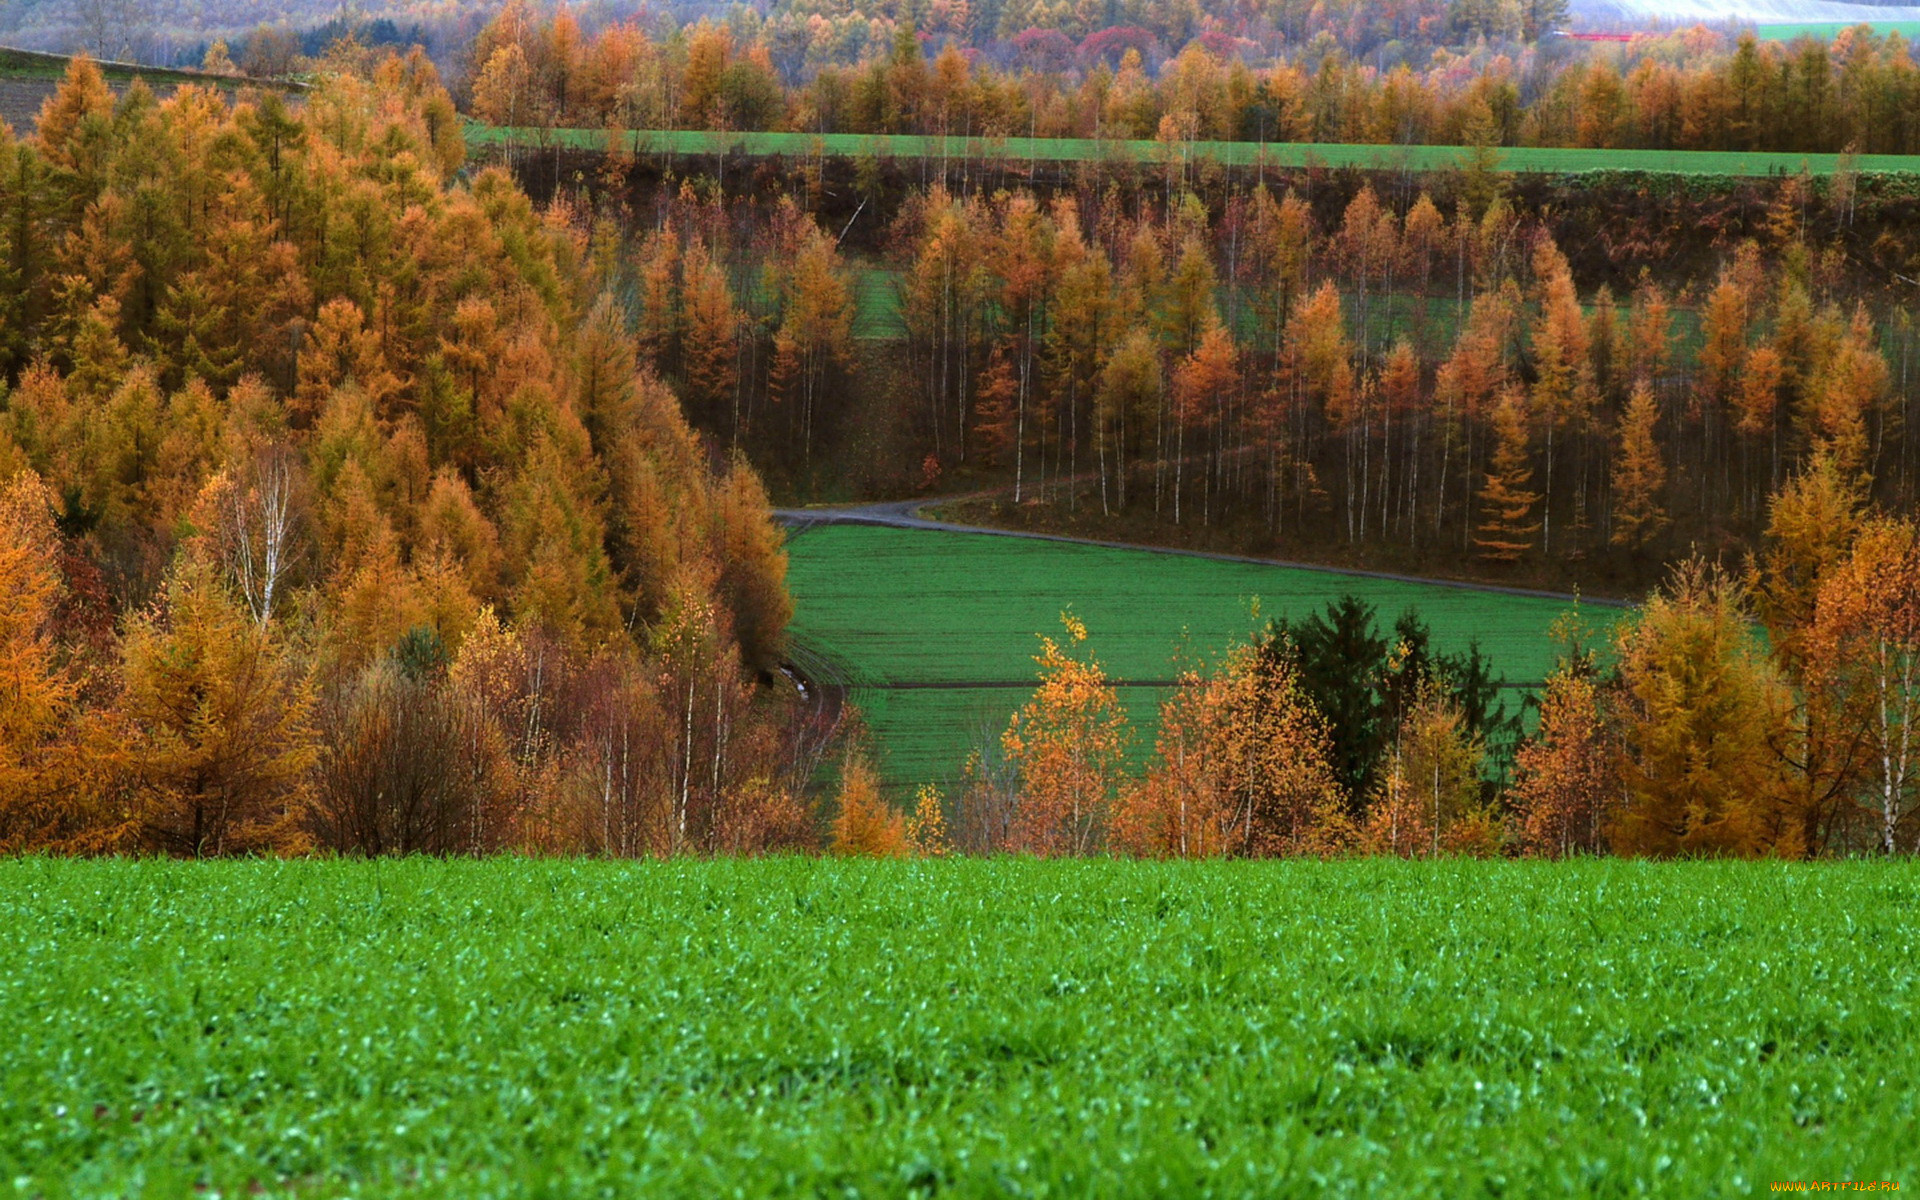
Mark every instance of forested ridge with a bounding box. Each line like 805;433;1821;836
465;5;1920;157
0;52;815;857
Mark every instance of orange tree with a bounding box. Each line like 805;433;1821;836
1003;614;1131;856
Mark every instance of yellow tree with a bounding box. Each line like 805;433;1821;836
905;783;951;857
1433;284;1516;535
1695;271;1750;415
120;559;318;856
1512;663;1619;857
1734;345;1784;441
1365;682;1491;857
1170;323;1236;526
1113;640;1344;858
1750;449;1865;662
1806;304;1887;484
1286;280;1355;431
1003;613;1131;856
0;472;111;851
709;458;791;670
1093;327;1160;513
767;208;853;473
1808;518;1920;854
1611;562;1798;858
1627;280;1673;388
34;54;114;187
830;752;906;857
680;236;742;435
1610;381;1667;550
471;43;538;130
1474;388;1539;563
1527;235;1592;553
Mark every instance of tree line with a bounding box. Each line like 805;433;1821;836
0;54;816;857
466;5;1920;157
573;160;1918;583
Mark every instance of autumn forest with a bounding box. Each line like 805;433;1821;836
4;0;1920;865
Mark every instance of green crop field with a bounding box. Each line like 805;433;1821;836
470;122;1920;177
1755;20;1920;40
3;857;1914;1195
784;523;1603;788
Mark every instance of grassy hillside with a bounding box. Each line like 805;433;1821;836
471;122;1920;177
0;45;274;88
5;857;1913;1195
0;45;304;130
784;523;1604;788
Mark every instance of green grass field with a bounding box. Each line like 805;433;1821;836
1755;19;1920;40
4;857;1914;1195
471;122;1920;177
784;523;1601;788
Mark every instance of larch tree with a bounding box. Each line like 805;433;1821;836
634;226;683;375
1287;280;1355;432
768;209;853;474
1093;328;1160;514
0;472;96;850
1170;323;1236;526
989;192;1056;503
1750;449;1865;661
680;236;742;437
1611;562;1799;858
831;752;907;856
1611;382;1668;550
1474;388;1540;563
1695;271;1750;416
0;52;810;858
1041;199;1114;508
905;783;951;857
971;350;1019;468
899;189;989;464
1527;235;1591;553
1806;304;1887;485
709;457;791;670
1627;281;1673;390
119;558;318;857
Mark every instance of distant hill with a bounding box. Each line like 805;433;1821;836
0;0;476;66
1572;0;1920;25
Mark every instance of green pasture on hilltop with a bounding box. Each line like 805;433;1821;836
470;122;1920;176
783;522;1602;788
4;857;1914;1195
1755;19;1920;40
0;46;295;91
